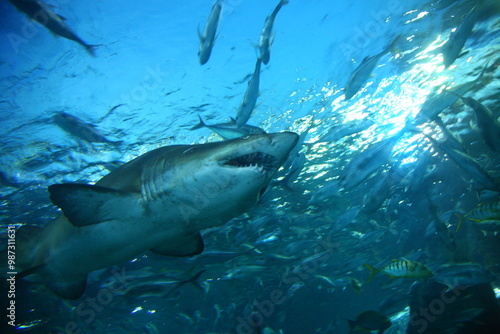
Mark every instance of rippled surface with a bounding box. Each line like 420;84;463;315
1;0;500;333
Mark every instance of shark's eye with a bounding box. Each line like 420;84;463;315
224;152;277;172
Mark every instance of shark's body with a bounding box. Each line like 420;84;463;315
17;132;298;299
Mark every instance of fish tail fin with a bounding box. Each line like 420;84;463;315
84;44;98;57
191;115;206;130
167;269;207;297
454;213;465;232
363;263;378;283
346;318;357;333
188;269;207;292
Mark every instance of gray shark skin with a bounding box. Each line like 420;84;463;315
17;132;298;299
8;0;96;56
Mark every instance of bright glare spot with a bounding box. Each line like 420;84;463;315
405;11;429;24
131;306;143;314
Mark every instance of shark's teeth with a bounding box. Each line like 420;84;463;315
224;152;277;172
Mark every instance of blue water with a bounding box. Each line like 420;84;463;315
1;0;500;333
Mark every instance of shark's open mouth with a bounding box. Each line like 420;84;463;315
224;152;278;172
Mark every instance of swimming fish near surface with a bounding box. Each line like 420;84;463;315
442;3;480;68
8;0;96;55
190;114;266;139
198;0;222;65
236;58;263;128
52;111;121;146
259;0;289;65
344;35;400;100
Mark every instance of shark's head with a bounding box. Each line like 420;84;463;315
142;132;299;229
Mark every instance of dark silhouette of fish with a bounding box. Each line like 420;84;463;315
8;0;96;56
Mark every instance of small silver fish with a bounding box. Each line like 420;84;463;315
259;0;289;65
236;58;262;127
198;0;222;65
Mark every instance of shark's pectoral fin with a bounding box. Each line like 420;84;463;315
150;233;204;257
48;183;140;227
35;265;87;299
46;274;87;300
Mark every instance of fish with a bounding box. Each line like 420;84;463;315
421;133;495;189
360;172;392;215
186;250;246;265
286;281;304;297
236;58;262;127
433;263;496;291
13;132;298;299
460;96;500;152
308;180;342;205
347;310;392;334
198;0;222;65
254;228;282;246
318;119;374;142
105;270;206;299
442;4;480;68
8;0;96;56
456;201;500;231
259;0;289;65
364;259;433;283
190;115;266;139
52;111;122;145
340;129;405;190
274;152;306;190
344;35;399;100
410;63;487;126
219;265;267;280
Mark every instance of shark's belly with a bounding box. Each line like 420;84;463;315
44;216;181;279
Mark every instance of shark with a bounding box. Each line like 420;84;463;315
15;132;298;299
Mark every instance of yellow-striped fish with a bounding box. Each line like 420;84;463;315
456;201;500;231
364;259;433;283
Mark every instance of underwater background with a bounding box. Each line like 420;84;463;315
1;0;500;333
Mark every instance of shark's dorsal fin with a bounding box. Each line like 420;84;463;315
48;183;140;227
150;233;204;257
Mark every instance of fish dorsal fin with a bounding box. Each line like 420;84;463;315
150;232;204;257
49;183;140;227
197;23;204;42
